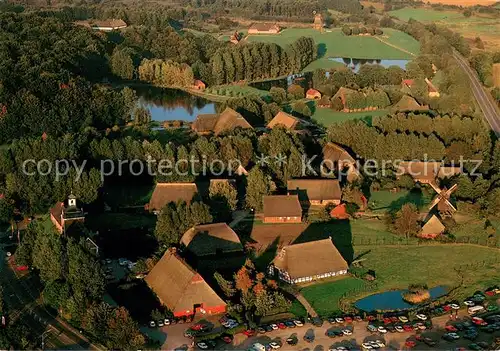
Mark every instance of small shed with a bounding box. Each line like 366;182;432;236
306;88;322;100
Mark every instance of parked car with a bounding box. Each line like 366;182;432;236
328;317;336;324
342;329;352;336
293;320;303;327
221;334;233;344
472;317;487;326
312;317;323;327
265;325;273;332
335;317;344;324
354;315;363;322
403;324;413;332
423;337;436;346
445;325;458;332
286;336;298;346
303;334;314;343
196;342;209;350
268;341;281;349
361;342;373;350
450;303;460;310
464;300;475;307
257;327;266;334
344;316;353;323
416;314;427;320
326;329;337;338
149;321;156;328
395;325;404;333
270;323;279;330
405;340;416;348
398;316;409;323
377;326;387;333
277;322;286;329
367;324;377;333
468;306;485;315
243;329;256;337
285;321;296;328
158;320;164;327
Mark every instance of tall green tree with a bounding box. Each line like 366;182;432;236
245;167;276;211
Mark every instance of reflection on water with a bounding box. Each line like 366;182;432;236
329;57;410;73
355;285;448;312
134;86;217;122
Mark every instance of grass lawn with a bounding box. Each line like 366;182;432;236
303;57;345;71
247;28;419;60
354;244;500;295
208;85;271;99
368;189;434;214
103;184;154;208
295;277;367;316
312;108;389;126
389;7;464;22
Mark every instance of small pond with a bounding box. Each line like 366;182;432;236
329;57;410;73
355;285;448;311
134;86;217;122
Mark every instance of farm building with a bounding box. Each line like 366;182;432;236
248;23;281;34
267;111;300;130
401;78;440;98
322;142;359;181
192;107;252;135
332;87;357;110
397;161;442;184
263;195;302;223
50;194;85;234
392;95;429;112
147;183;199;213
192;80;206;90
180;223;243;257
269;238;348;284
287;179;342;206
330;204;349;219
145;248;226;318
74;19;127;31
419;215;445;239
306;88;322;99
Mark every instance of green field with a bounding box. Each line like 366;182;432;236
312;108;389;126
247;28;420;64
389;7;464;22
368;189;434;213
208;85;271;99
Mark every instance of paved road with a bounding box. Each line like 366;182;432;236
453;50;500;137
0;229;103;350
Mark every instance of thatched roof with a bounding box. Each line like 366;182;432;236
180;223;243;256
420;215;445;236
148;183;198;212
392;95;428;112
192;114;219;133
145;249;226;314
272;238;348;279
332;87;357;106
263;195;302;218
397;161;441;183
287;179;342;202
267;111;300;130
214;107;252;135
322;142;356;166
249;23;280;32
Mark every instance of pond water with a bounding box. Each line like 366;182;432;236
250;72;311;91
134;86;217;122
329;57;410;73
355;286;448;311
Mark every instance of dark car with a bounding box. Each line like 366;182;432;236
303;334;314;343
312;317;323;327
265;325;274;332
464;331;478;341
325;329;336;338
286;336;298;346
424;337;436;346
328;317;336;324
257;327;266;334
387;325;396;333
221;334;233;344
285;321;296;328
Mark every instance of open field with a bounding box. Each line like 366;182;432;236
424;0;498;5
207;85;271;99
247;28;419;62
389;7;500;50
368;189;434;213
312;108;389;126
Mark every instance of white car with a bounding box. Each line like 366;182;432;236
268;342;281;349
270;323;278;330
464;300;475;306
197;342;209;350
447;332;460;340
361;343;373;350
398;316;409;323
293;320;303;327
149;321;156;328
158;320;164;327
342;329;352;336
6;252;11;257
377;326;387;333
416;314;428;320
336;347;348;351
335;317;344;324
252;343;266;351
375;340;386;348
450;303;460;310
164;318;171;325
395;325;404;333
369;341;380;349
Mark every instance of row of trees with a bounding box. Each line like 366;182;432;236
208;38;316;85
341;25;383;36
138;59;195;87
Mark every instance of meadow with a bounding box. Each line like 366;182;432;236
246;28;420;64
311;107;389;126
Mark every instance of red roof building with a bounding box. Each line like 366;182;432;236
306;88;322;100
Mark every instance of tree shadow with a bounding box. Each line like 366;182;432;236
387;187;425;215
317;43;327;59
252;236;280;272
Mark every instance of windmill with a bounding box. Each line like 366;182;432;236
428;182;458;218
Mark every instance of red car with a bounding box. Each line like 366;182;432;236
367;315;376;321
485;291;495;296
221;335;233;344
403;324;413;332
405;340;416;348
472;317;487;326
242;329;255;337
390;316;399;323
344;316;353;323
190;323;208;331
278;322;286;329
443;305;452;312
445;325;458;332
415;335;423;341
383;318;392;325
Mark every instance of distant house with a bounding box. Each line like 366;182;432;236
269;238;348;284
180;223;243;256
263;195;302;223
267;111;300;130
145;248;227;317
419;215;445;239
229;31;242;44
401;78;440;98
313;13;324;31
397;161;442;184
248;23;281;34
50;194;85;234
193;80;206;90
392;95;429;112
287;179;342;206
306;88;322;100
332;87;357;110
147;183;198;214
330;204;349;219
192;107;253;135
425;78;440;98
75;19;127;31
322;142;359;182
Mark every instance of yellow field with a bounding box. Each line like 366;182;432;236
424;0;498;5
494;63;500;88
